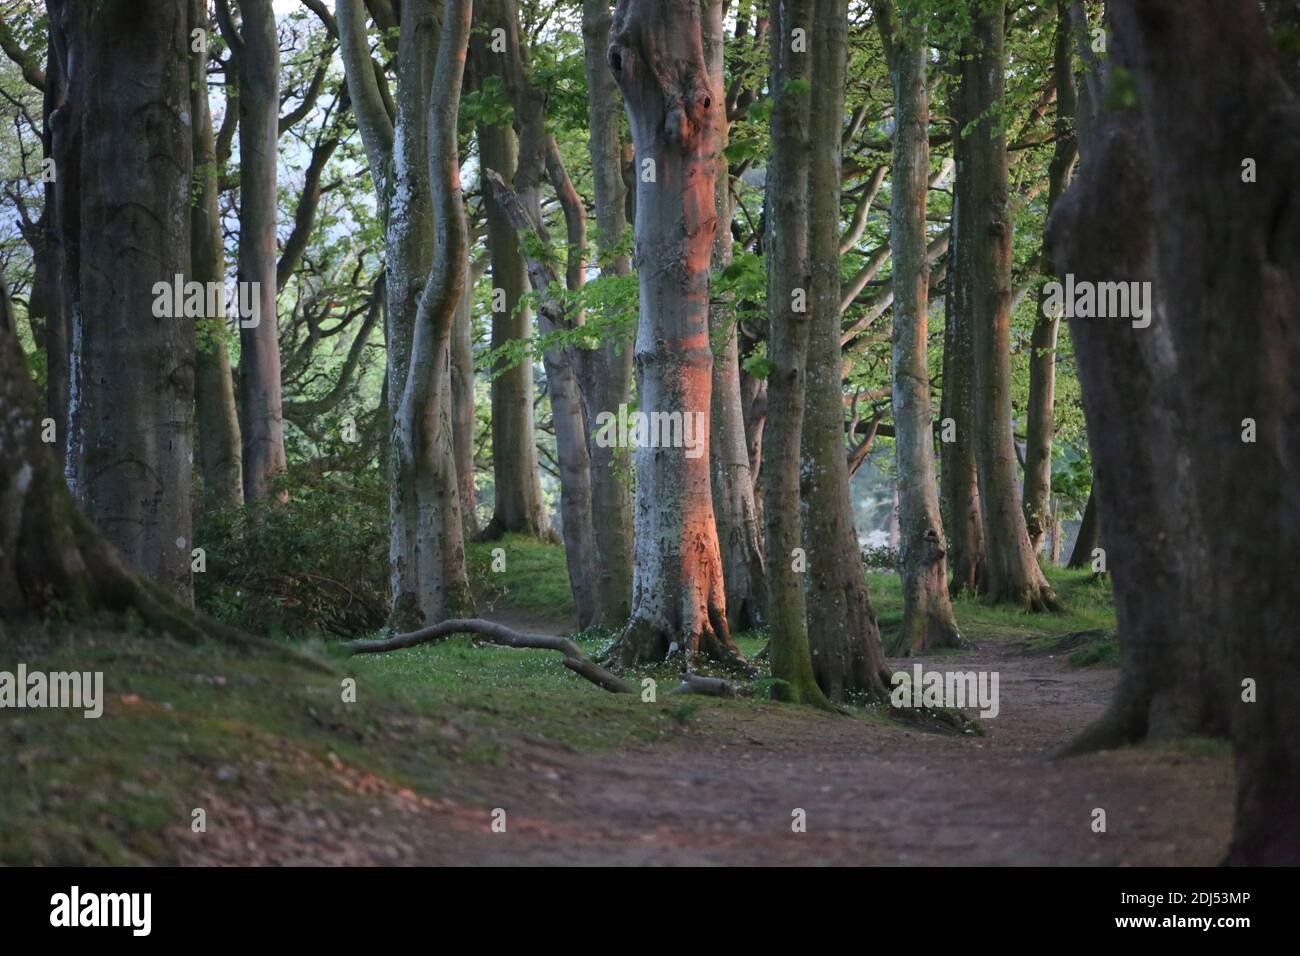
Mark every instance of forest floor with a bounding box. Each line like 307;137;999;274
1;563;1234;865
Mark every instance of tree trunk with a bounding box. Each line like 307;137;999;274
1049;0;1299;864
581;0;635;628
964;1;1058;611
705;0;765;633
67;0;195;601
191;0;243;512
878;0;964;655
607;0;741;667
482;0;599;629
39;35;69;469
939;54;986;598
760;0;831;707
477;115;550;541
1065;486;1098;570
234;0;287;503
801;0;890;700
451;256;481;538
387;0;473;629
1022;1;1078;553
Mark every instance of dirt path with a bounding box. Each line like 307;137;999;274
180;629;1234;866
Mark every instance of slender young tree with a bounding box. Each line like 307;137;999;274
607;0;742;665
877;0;964;654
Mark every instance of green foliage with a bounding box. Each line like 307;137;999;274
195;470;389;637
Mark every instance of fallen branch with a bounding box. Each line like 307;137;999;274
345;618;634;694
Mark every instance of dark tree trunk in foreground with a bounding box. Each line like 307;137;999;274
191;0;244;511
68;0;195;601
234;0;288;502
761;0;832;707
1049;0;1298;865
1;276;301;659
964;1;1058;611
939;54;986;598
607;0;741;666
1022;1;1078;553
878;0;964;656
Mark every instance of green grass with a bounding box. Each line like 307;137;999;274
1;540;1120;864
868;564;1117;651
466;533;577;621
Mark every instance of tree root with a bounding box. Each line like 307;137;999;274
670;675;737;698
345;618;634;694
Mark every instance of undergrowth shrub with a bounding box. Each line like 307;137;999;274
194;469;388;637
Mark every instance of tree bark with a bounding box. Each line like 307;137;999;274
760;0;833;707
1049;0;1299;864
607;0;741;667
191;0;244;512
451;256;481;538
475;104;550;540
802;0;890;699
964;1;1058;611
1022;1;1078;553
705;0;765;633
939;50;985;598
878;0;964;655
387;0;473;629
233;0;288;503
66;0;195;601
581;0;635;628
1065;486;1098;570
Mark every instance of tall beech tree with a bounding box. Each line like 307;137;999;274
581;0;636;627
63;0;196;600
1021;0;1078;554
801;0;891;699
192;0;244;511
472;16;551;543
1049;0;1299;865
962;0;1058;610
337;0;471;627
705;0;766;632
221;0;289;502
607;0;741;666
761;0;832;707
939;36;985;598
877;0;964;655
